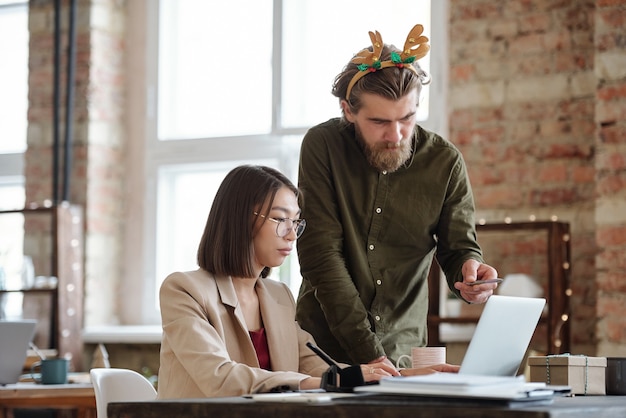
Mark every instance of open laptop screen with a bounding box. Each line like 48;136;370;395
459;295;545;376
0;320;37;384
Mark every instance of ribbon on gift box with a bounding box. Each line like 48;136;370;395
545;353;589;395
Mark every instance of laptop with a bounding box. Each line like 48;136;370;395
352;295;549;399
0;320;37;384
458;295;546;376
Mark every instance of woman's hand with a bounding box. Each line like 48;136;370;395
299;377;322;390
361;356;401;381
399;363;460;376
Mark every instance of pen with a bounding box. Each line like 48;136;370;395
306;342;339;368
466;278;504;286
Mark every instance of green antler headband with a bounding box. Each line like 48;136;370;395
345;24;430;100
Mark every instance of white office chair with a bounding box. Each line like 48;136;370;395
90;368;157;418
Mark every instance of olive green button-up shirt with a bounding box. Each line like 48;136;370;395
295;118;483;365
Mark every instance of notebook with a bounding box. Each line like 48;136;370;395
0;320;37;384
458;295;545;376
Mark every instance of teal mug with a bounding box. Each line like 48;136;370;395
31;358;69;384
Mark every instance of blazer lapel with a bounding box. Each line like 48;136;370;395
256;280;299;371
214;275;259;366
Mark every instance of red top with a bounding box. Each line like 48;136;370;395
249;328;271;370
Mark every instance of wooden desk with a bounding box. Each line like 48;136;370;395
0;383;96;418
108;394;626;418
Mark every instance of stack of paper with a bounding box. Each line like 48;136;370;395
354;373;555;401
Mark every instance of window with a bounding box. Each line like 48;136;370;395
0;0;28;319
125;0;445;324
0;0;28;206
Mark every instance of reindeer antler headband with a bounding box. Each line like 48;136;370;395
345;24;430;100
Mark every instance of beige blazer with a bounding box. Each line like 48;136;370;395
157;269;330;399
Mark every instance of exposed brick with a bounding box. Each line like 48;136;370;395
558;98;595;118
597;0;626;7
532;143;594;160
597;295;626;342
501;165;535;183
538;163;568;182
509;33;550;55
561;4;595;31
596;225;626;247
450;1;504;21
596;51;626;80
450;64;475;83
603;317;626;342
458;127;506;145
474;187;525;208
554;51;594;72
598;272;626;292
572;165;596;184
529;187;580;206
506;0;543;15
513;236;548;256
506;102;556;121
487;19;519;38
571;71;597;97
506;75;569;102
518;13;552;33
468;166;505;186
596;7;626;31
597;84;626;101
450;81;506;108
543;30;573;51
507;54;553;76
596;173;626;196
539;119;574;137
508;121;539;141
596;248;626;270
501;145;534;164
449;109;475;129
571;119;596;138
596;149;626;171
449;20;488;43
599;124;626;144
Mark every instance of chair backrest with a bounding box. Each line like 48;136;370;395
90;368;157;418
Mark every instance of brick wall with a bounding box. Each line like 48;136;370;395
449;0;626;355
594;0;626;354
26;0;125;326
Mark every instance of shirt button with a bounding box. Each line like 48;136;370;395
375;315;381;321
376;280;382;285
376;207;382;214
369;244;374;250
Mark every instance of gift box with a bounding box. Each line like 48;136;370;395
528;355;607;395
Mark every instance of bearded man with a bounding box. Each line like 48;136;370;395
295;25;498;370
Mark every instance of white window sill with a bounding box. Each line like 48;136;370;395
82;325;162;344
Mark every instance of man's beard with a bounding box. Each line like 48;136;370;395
355;125;413;173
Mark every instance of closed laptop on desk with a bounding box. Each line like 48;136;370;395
0;320;37;384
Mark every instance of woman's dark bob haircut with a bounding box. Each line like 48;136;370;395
197;165;300;279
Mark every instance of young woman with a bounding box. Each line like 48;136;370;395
157;165;455;399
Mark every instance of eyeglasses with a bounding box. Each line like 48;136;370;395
254;212;306;238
